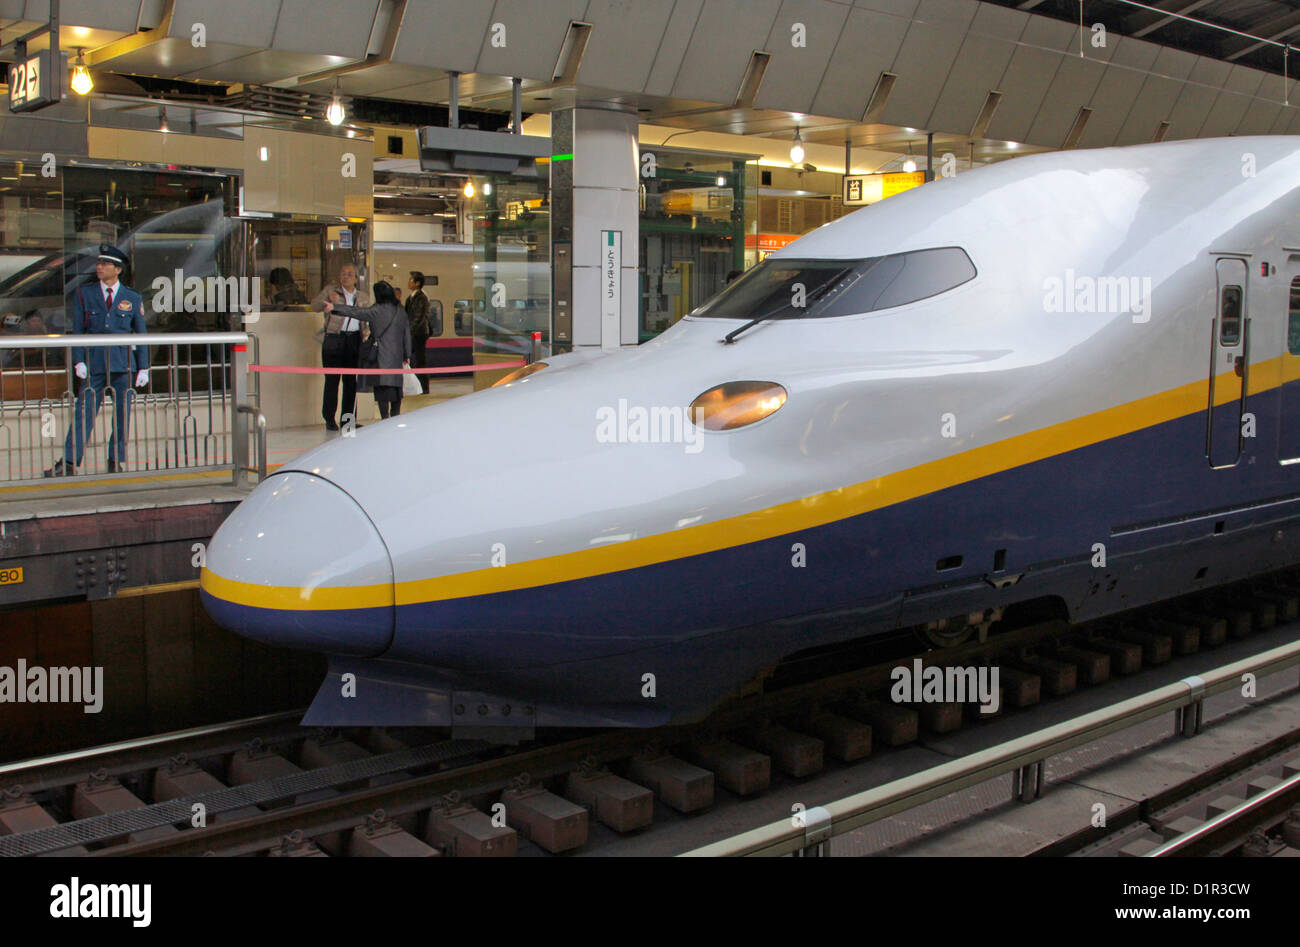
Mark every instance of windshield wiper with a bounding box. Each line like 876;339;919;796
720;281;836;344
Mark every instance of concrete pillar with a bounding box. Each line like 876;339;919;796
550;103;639;353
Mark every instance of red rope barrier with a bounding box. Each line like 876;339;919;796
249;361;527;375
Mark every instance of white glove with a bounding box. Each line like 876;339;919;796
134;369;149;388
74;362;87;379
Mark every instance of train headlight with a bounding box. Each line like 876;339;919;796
492;361;548;387
689;381;787;431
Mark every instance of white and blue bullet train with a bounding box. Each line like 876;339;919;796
202;136;1300;730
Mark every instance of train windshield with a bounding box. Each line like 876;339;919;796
691;247;976;321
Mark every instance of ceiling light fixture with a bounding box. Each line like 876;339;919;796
482;181;492;195
903;158;917;173
463;180;475;198
70;49;93;95
789;128;805;165
326;79;346;126
716;174;726;187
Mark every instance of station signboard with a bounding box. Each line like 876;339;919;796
8;50;58;113
843;171;926;206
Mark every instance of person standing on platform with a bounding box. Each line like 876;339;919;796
405;271;431;394
45;244;149;477
325;280;411;419
312;264;370;431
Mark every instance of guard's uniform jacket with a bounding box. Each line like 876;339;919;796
70;281;148;376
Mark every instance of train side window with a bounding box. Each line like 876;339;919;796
454;299;474;336
428;299;443;337
1289;278;1300;355
1219;285;1242;346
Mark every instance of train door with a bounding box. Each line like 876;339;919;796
1207;257;1249;468
1279;260;1300;463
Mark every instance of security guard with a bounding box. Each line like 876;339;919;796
45;244;150;476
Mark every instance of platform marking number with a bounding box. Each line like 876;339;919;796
0;566;23;586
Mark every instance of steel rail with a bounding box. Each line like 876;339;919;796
0;711;305;792
1145;768;1300;857
681;639;1300;856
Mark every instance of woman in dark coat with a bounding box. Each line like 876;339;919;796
324;280;412;418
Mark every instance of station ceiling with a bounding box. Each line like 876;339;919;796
2;0;1298;168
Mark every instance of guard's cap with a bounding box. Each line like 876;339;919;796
97;243;128;267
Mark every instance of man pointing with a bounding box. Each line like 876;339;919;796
45;243;150;476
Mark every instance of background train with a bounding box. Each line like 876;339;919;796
201;136;1300;733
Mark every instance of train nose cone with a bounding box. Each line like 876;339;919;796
199;472;395;657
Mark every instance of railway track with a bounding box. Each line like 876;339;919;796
4;570;1300;857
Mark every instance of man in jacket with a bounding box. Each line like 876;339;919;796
405;271;431;394
45;244;150;477
312;264;370;431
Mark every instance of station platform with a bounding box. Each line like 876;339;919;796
0;380;471;608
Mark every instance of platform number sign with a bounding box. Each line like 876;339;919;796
9;50;58;113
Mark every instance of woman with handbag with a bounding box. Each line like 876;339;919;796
323;280;412;419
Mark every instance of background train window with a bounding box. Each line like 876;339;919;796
428;299;443;337
688;247;975;321
1220;285;1242;345
453;299;473;336
1289;278;1300;355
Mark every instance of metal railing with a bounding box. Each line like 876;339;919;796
0;332;264;487
681;639;1300;856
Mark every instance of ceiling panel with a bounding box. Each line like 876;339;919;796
59;0;141;32
1113;46;1196;145
927;4;1026;137
1163;66;1226;140
272;0;380;59
983;44;1066;143
644;0;705;96
390;0;498;75
1023;47;1109;148
1078;38;1161;148
748;0;851;114
578;0;676;93
293;62;442;97
181;48;355;85
809;5;912;120
1232;91;1284;135
878;0;977;128
171;0;280;46
1199;64;1266;137
671;0;784;102
473;0;591;82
